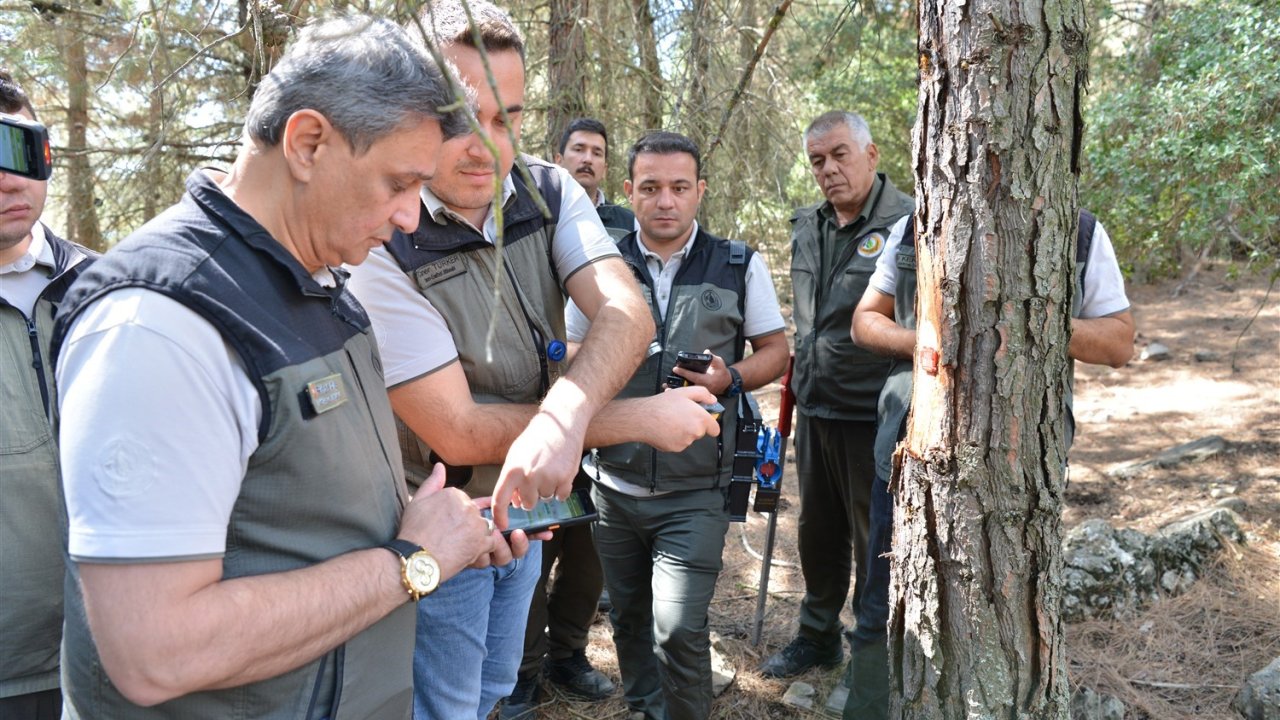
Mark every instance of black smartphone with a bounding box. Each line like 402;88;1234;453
481;487;598;536
675;351;713;374
0;113;52;181
665;350;713;389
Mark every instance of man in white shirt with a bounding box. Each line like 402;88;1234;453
845;211;1135;719
53;18;497;719
567;131;789;720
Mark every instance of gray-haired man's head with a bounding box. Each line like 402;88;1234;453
245;15;467;154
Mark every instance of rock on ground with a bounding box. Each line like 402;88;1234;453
1072;687;1126;720
1233;656;1280;720
1062;506;1245;621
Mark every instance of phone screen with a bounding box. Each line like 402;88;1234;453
0;122;31;174
482;489;597;535
0;115;51;180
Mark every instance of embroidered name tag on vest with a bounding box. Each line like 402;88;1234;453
305;374;348;415
896;248;917;270
414;255;467;290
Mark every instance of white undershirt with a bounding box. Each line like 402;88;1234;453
0;222;53;316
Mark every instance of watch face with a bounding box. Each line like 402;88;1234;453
406;552;439;594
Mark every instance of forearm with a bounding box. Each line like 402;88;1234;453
426;404;536;466
852;309;915;359
1069;312;1136;368
546;294;652;432
82;549;406;706
732;336;789;392
390;363;536;467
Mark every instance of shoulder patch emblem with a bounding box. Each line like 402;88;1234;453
701;288;723;311
857;233;885;258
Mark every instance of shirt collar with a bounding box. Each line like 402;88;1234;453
636;221;700;263
819;174;884;230
420;173;518;231
0;221;54;275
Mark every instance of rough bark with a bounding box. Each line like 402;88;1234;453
888;0;1089;715
545;0;589;155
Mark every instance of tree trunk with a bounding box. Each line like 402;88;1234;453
679;0;712;150
889;0;1088;715
630;0;664;131
59;13;103;252
545;0;589;156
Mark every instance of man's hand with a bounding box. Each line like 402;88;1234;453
490;410;585;529
634;385;722;451
397;464;494;581
471;495;552;566
671;349;732;394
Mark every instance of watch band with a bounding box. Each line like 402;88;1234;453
382;538;423;559
726;366;744;396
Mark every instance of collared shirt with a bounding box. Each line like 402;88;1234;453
817;174;884;284
565;222;786;341
420;173;518;239
0;221;55;316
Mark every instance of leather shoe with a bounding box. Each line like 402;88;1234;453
546;650;615;700
758;635;843;678
498;672;542;720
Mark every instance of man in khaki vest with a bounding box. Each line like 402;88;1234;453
0;69;93;720
347;3;719;719
53;18;496;719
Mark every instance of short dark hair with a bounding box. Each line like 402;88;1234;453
558;117;609;157
0;69;37;119
627;131;701;180
417;0;526;62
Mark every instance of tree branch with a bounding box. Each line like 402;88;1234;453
704;0;793;161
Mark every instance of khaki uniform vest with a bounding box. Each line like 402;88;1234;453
53;173;414;720
384;157;567;498
0;228;92;698
592;229;750;492
790;175;914;421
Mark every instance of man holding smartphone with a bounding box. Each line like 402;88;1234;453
565;131;788;720
0;70;94;720
345;4;720;719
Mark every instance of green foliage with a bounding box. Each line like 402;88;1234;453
1083;0;1280;280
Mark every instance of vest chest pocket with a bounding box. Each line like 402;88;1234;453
0;324;52;454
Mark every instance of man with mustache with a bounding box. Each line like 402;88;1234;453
555;117;634;241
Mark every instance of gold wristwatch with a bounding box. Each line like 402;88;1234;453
382;539;441;602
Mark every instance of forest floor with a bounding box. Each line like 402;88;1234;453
530;263;1280;720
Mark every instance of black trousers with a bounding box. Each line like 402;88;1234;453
794;414;877;645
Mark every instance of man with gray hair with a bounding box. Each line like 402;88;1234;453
759;110;913;678
53;17;499;719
